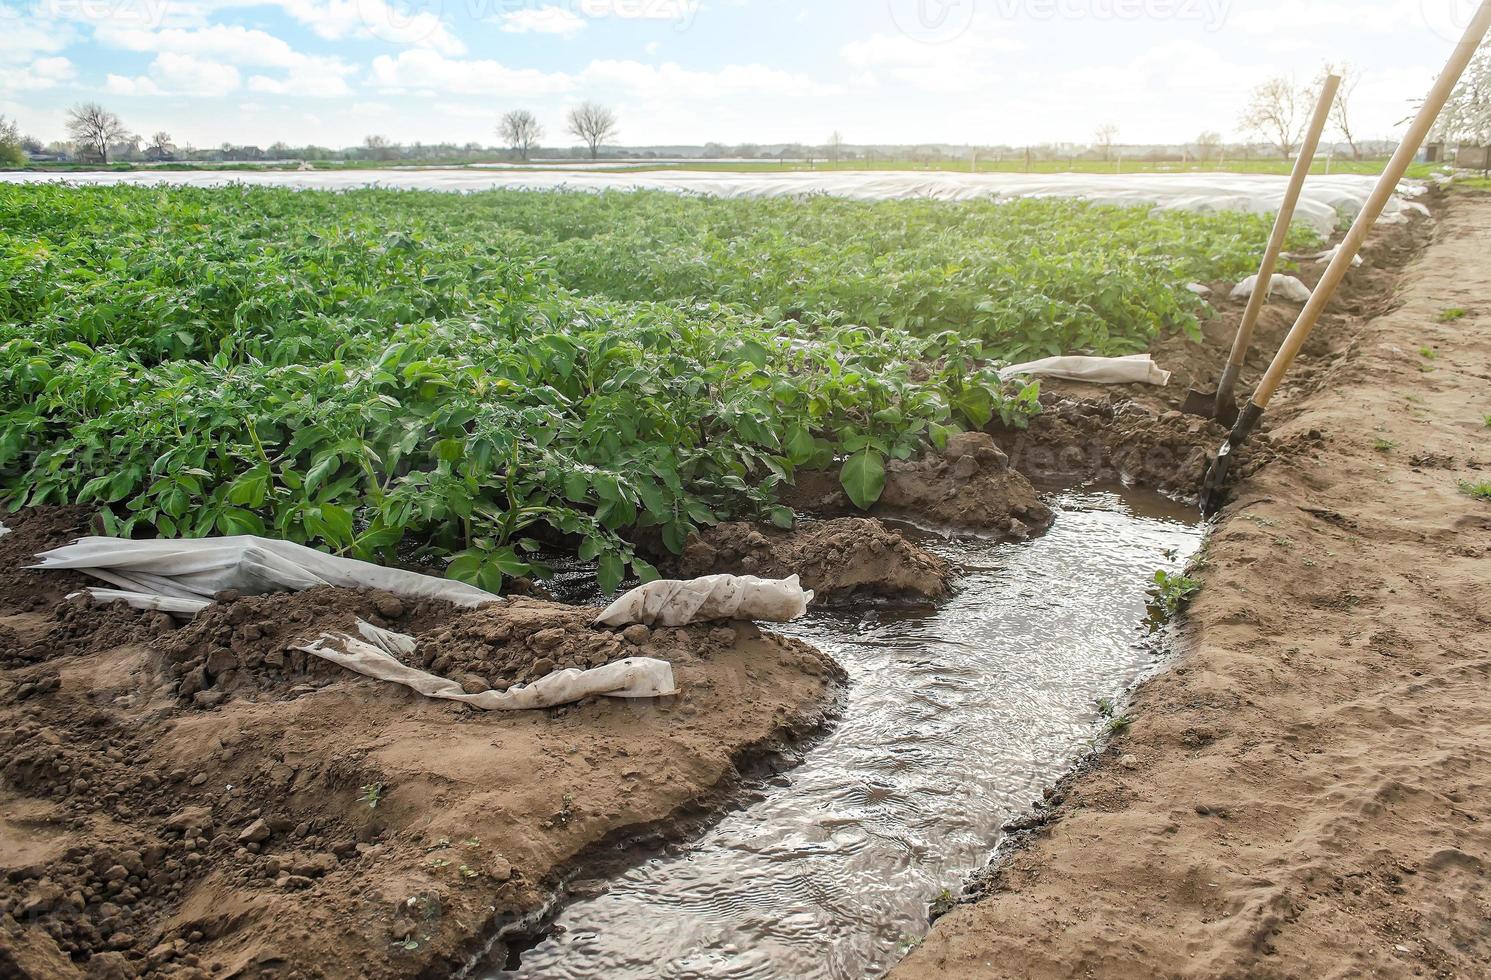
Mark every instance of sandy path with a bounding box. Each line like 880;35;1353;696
893;194;1491;978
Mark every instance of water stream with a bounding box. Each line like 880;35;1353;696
489;485;1202;980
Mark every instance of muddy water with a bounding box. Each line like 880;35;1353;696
495;486;1202;980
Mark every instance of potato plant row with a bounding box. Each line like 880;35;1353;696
0;184;1304;592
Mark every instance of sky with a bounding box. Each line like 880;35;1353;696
1;0;1485;150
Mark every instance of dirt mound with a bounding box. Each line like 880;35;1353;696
0;507;845;978
786;432;1054;538
667;518;953;600
151;587;458;710
995;393;1234;497
414;599;636;689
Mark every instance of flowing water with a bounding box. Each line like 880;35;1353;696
488;486;1202;980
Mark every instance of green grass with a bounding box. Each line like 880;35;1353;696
1461;480;1491;502
1439;308;1468;322
0;183;1312;591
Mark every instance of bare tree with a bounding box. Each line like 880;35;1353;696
363;134;395;161
1320;63;1364;160
498;109;544;161
566;101;618;159
1435;43;1491;147
66;103;129;164
1094;123;1119;162
146;130;174;161
1194;130;1223;162
1240;76;1312;161
826;131;844;166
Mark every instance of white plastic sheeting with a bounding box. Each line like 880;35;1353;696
0;169;1426;236
1297;244;1364;267
294;623;678;710
597;574;814;628
0;521;8;538
1000;353;1170;386
1230;274;1314;303
28;535;500;614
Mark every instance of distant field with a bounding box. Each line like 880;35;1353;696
9;157;1444;179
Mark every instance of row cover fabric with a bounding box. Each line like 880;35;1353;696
1230;274;1314;303
0;170;1426;236
597;574;814;628
294;620;678;710
1000;353;1170;386
29;535;501;613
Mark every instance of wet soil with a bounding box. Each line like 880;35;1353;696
663;517;954;601
0;509;844;979
785;432;1054;538
895;197;1491;978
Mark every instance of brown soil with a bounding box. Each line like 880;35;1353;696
992;210;1431;500
785;431;1054;538
0;508;845;978
893;196;1491;977
664;517;953;601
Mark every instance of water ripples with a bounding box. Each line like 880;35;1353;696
492;487;1202;980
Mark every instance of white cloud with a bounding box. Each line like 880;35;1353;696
368;49;575;96
579;59;841;100
273;0;465;55
92;23;355;97
841;30;1022;93
0;55;76;91
95;24;305;67
105;72;163;96
0;8;74;62
501;6;587;37
106;52;243;97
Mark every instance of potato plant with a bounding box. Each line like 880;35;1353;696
0;183;1292;592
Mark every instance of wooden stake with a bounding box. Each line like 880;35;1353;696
1253;2;1490;408
1211;73;1341;420
1202;0;1491;514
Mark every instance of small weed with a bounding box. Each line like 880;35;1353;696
1418;346;1437;359
428;858;450;870
360;782;384;810
1093;697;1116;719
1152;570;1202;617
462;837;481;848
459;864;480;879
1460;480;1491;502
424;838;451;853
1105;714;1133;737
1483;414;1491;429
1438;307;1467;322
930;888;956;918
1373;439;1396;453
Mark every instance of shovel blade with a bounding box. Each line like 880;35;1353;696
1182;388;1241;427
1181;386;1217;418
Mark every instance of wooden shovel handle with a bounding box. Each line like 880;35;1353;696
1223;74;1340;377
1251;0;1491;409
